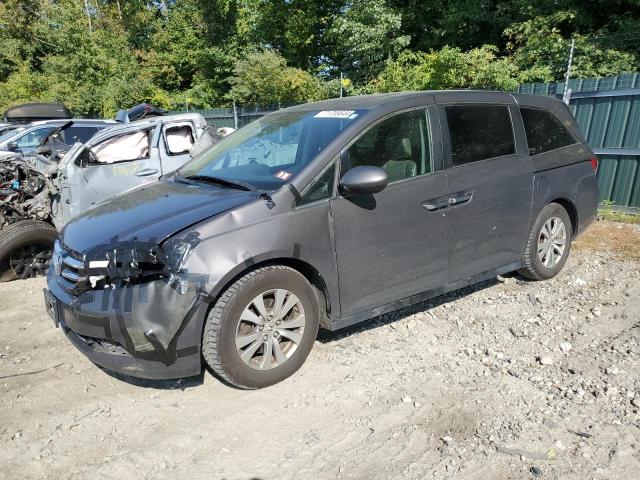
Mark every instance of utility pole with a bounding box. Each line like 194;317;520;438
84;0;93;33
563;38;575;105
115;0;122;21
340;72;344;98
233;101;239;130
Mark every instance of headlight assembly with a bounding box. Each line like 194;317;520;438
83;236;198;290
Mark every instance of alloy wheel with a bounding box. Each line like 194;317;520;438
537;216;567;268
235;289;306;370
9;244;52;279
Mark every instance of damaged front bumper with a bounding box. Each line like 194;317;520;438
45;247;211;379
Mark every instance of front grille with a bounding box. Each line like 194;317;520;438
53;241;87;293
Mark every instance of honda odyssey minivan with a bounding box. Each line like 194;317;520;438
45;91;598;389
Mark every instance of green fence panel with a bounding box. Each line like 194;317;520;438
519;73;640;209
623;97;640;149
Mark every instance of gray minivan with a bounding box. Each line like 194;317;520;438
45;91;598;389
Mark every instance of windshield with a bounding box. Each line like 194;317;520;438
0;126;26;145
178;109;364;190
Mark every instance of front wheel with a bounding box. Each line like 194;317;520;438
519;203;573;280
202;265;319;389
0;220;57;282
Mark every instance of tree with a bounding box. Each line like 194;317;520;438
366;45;541;93
327;0;410;82
228;49;337;105
244;0;345;70
505;11;638;80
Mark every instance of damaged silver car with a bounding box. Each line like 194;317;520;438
0;114;220;280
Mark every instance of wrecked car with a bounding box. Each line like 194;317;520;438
45;91;598;389
0;113;220;280
0;119;116;159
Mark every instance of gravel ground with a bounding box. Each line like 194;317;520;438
0;220;639;480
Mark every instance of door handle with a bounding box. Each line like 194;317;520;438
136;168;159;177
448;190;474;206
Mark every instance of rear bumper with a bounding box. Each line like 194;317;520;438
45;277;206;380
574;168;599;237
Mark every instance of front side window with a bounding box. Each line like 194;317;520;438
13;127;54;150
520;107;576;155
178;109;364;190
342;109;431;183
445;105;515;166
299;163;336;205
90;130;151;164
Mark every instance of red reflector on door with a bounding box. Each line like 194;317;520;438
591;156;598;172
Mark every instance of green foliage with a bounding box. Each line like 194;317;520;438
228;49;337;105
327;0;410;82
0;0;638;115
366;46;535;93
505;11;638;80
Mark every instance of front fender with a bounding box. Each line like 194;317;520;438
179;197;339;325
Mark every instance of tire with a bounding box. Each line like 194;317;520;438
519;203;573;280
202;265;320;389
0;220;57;282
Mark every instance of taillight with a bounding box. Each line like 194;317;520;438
591;156;598;172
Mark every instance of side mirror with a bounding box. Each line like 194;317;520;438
7;141;18;152
339;165;389;195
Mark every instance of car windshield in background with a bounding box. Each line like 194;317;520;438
0;126;27;144
178;109;365;190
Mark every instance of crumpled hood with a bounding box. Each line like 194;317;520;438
61;179;258;253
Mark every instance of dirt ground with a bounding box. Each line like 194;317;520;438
1;220;639;480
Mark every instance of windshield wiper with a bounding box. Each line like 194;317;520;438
180;174;255;191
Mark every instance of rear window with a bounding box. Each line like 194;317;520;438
520;107;576;155
62;126;100;144
445;105;515;166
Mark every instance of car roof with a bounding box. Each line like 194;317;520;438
282;92;434;112
29;119;118;127
280;90;566;113
84;113;207;144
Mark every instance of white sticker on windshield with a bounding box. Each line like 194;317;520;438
314;110;355;119
275;170;293;181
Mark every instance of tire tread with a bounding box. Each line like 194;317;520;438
518;202;572;280
0;220;57;282
202;265;314;389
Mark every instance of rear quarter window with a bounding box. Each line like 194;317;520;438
62;126;100;144
445;105;515;166
520;107;577;155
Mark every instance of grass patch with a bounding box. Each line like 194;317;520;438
574;220;640;261
598;201;640;224
598;209;640;224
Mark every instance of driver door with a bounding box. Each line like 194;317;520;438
63;126;162;221
330;107;450;318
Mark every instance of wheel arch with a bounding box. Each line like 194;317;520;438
548;197;578;238
204;256;333;330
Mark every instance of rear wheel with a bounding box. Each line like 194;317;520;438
0;220;57;282
519;203;572;280
202;265;319;389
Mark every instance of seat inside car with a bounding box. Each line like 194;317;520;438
382;136;417;182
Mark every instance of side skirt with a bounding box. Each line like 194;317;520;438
327;260;523;331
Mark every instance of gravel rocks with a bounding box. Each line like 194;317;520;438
0;223;639;479
538;356;554;366
559;342;572;353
